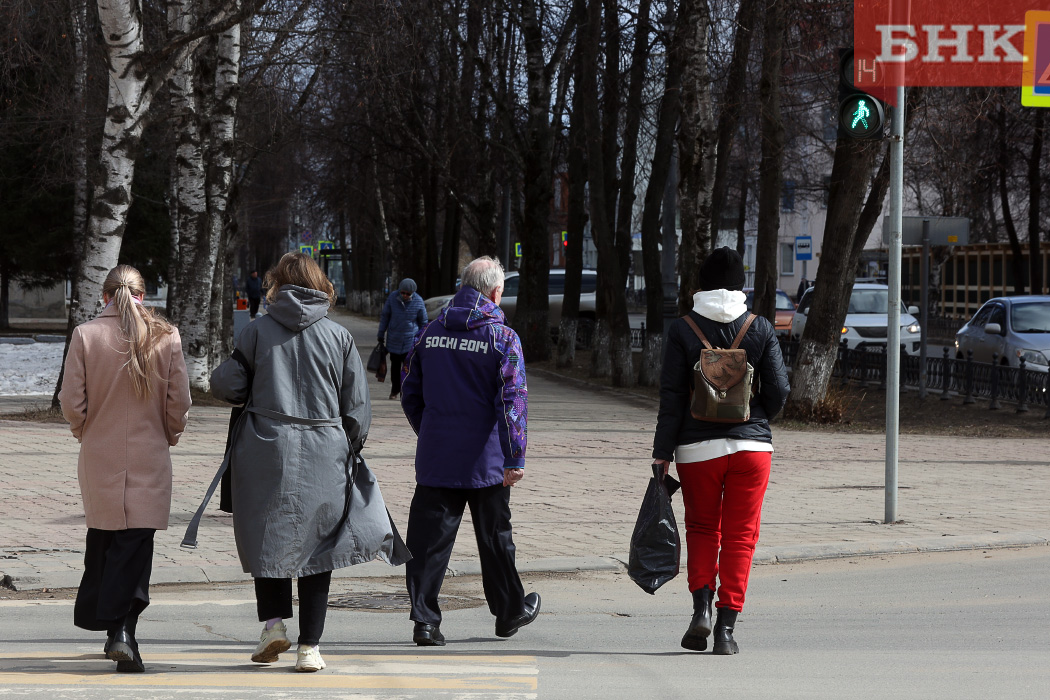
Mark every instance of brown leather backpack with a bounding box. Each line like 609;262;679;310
682;314;757;423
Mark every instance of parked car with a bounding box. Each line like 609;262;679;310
424;269;598;330
791;282;922;352
954;296;1050;372
743;288;795;337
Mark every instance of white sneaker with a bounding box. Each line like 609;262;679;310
251;621;291;663
295;644;326;672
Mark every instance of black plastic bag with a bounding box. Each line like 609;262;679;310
628;463;681;594
366;342;386;373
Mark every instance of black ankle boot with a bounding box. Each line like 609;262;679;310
712;608;739;655
107;617;144;672
680;586;713;651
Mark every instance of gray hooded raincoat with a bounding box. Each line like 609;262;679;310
210;284;408;578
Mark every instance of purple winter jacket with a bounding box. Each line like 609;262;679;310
400;285;528;488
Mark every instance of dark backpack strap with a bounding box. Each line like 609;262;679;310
730;314;758;349
682;315;713;350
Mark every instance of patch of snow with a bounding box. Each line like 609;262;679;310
0;342;64;396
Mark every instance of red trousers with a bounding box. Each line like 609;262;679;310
677;451;772;612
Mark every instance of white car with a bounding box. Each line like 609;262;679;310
791;282;922;352
424;269;598;330
954;296;1050;372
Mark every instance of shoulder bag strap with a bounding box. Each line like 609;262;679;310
729;313;758;350
681;315;713;350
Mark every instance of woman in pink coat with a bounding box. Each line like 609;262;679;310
59;265;191;673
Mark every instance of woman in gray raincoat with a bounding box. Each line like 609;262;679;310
210;252;408;672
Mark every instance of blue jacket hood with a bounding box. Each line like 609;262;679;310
440;286;506;332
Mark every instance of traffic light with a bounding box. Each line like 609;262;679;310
838;48;885;140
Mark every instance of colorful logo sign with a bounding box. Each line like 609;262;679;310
1022;11;1050;107
855;0;1029;87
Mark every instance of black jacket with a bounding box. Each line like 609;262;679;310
652;310;790;462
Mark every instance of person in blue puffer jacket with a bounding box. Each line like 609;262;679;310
398;256;539;648
378;278;428;400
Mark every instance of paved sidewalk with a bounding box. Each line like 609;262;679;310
1;309;1047;591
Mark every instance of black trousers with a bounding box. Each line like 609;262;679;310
406;483;525;626
74;528;155;634
249;297;261;318
254;571;333;646
389;352;407;396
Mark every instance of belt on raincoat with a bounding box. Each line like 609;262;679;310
181;407;343;548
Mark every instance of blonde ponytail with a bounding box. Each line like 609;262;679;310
101;265;174;399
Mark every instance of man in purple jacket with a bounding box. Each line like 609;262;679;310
400;256;539;647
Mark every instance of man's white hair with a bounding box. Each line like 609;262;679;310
460;256;505;298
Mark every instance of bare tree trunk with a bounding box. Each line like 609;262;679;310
1027;109;1045;295
0;263;8;331
53;0;93;409
752;0;785;324
206;20;242;371
514;0;568;362
784;138;880;415
338;209;351;306
76;0;153;328
709;0;758;241
168;0;214;389
735;176;748;255
61;0;260;386
786;87;924;415
675;0;717;314
997;103;1027;293
557;47;588;368
638;9;686;386
581;0;633;387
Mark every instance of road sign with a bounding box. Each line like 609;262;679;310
299;244;314;257
514;242;522;258
795;236;813;260
318;240;334;251
883;216;970;246
1022;11;1050;107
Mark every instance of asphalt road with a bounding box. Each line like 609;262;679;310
0;548;1047;699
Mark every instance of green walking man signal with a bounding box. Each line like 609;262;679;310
850;99;871;130
837;48;885;140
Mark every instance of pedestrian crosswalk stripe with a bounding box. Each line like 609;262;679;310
0;650;539;692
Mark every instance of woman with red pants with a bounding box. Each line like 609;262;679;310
653;247;790;654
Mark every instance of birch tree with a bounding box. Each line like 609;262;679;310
69;0;263;331
168;0;245;389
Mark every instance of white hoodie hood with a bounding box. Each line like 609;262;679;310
692;289;748;323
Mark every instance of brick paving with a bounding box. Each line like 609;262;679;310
1;309;1047;590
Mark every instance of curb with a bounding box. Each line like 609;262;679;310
4;535;1047;592
752;531;1050;565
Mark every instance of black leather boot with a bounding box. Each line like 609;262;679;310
680;586;714;651
712;608;739;655
107;617;144;672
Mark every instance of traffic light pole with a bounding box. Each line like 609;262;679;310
885;85;905;525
